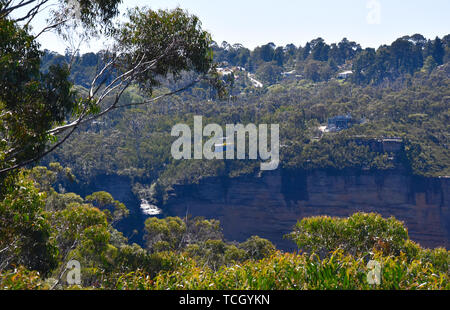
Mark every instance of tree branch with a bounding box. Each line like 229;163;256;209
0;0;38;18
13;0;49;24
34;17;69;39
0;104;88;174
116;79;200;109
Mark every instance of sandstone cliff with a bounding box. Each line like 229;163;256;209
164;170;450;251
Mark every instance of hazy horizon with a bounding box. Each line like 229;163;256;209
17;0;450;54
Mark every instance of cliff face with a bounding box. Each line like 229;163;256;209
164;170;450;251
66;175;147;246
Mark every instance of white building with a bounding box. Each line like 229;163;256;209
337;70;353;79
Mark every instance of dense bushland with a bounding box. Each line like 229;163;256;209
1;168;448;290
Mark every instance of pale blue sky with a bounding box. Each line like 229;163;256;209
29;0;450;53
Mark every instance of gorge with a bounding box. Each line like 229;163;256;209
84;169;450;251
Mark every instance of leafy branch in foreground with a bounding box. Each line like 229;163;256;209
0;4;216;176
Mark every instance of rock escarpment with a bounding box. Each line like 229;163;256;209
164;170;450;251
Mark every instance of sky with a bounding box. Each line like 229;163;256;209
25;0;450;54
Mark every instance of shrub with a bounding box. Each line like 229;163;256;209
286;213;409;257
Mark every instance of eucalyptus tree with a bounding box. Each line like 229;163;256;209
0;0;216;177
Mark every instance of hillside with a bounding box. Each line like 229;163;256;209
44;34;450;189
38;34;450;252
2;1;450;293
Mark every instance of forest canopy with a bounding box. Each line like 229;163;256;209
0;0;449;291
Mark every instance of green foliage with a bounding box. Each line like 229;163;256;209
68;0;122;34
1;175;448;293
351;36;446;85
287;213;409;258
47;59;450;199
0;18;76;173
144;217;186;252
143;217;275;271
0;172;58;275
301;59;333;82
50;204;108;252
112;213;448;291
86;191;129;223
422;55;438;73
116;7;213;96
239;236;276;261
144;216;226;254
185;240;231;271
0;266;49;290
256;62;283;84
128;250;448;290
1;3;216;178
1;3;449;290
